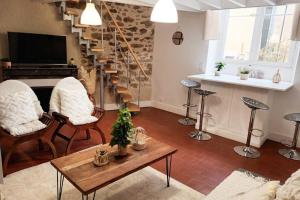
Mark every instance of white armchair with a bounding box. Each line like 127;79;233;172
0;80;57;176
49;77;106;154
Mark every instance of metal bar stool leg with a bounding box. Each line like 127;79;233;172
279;122;300;160
178;87;196;126
234;109;261;158
190;94;211;141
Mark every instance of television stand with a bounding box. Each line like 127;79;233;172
2;65;78;80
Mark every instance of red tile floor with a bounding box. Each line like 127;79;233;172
2;107;300;195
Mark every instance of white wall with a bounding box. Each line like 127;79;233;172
152;11;207;116
152;9;300;148
268;57;300;147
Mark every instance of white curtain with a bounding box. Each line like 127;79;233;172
204;10;220;40
291;4;300;41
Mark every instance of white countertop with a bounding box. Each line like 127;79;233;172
188;74;293;91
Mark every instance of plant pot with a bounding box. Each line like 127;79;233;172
118;145;127;156
214;71;221;76
240;74;249;80
2;61;11;69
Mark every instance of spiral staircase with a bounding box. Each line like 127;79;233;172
55;0;149;114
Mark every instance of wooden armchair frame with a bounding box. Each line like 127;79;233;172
0;113;57;176
51;106;106;155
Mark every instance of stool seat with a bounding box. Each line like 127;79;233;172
242;97;269;110
284;113;300;122
194;89;216;96
181;80;200;88
279;112;300;161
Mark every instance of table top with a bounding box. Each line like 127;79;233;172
51;138;177;195
188;74;293;91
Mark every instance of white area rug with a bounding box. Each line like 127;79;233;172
0;162;205;200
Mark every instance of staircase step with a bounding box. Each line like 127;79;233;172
97;59;107;64
127;102;140;113
90;47;105;52
116;86;129;94
65;10;79;16
81;36;98;42
105;67;118;74
74;24;90;28
121;93;133;103
111;77;118;85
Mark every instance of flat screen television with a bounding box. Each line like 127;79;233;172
8;32;67;65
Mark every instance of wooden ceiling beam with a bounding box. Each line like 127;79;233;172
226;0;246;7
196;0;222;9
263;0;277;5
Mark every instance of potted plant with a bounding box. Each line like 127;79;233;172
215;62;225;76
240;68;250;80
110;108;134;156
1;58;11;69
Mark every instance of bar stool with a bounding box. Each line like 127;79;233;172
190;89;216;141
234;97;269;159
278;113;300;161
178;80;200;126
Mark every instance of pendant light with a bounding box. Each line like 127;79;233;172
80;0;102;26
151;0;178;23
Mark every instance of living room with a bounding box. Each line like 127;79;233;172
0;0;300;199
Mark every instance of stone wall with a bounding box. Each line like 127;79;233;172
66;2;154;105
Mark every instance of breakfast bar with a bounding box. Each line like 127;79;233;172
188;73;294;147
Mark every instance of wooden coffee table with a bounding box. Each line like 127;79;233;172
51;138;177;200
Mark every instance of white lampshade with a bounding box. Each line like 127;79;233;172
80;2;102;26
151;0;178;23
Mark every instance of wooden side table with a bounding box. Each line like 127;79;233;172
0;147;3;183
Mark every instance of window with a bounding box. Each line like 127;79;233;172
221;5;299;67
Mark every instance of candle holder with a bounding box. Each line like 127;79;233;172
93;145;110;167
132;127;147;151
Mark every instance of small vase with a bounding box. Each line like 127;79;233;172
2;62;11;69
272;69;281;83
118;145;127;156
214;71;221;76
240;74;249;80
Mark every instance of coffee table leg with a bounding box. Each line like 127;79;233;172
57;171;65;200
82;192;96;200
165;155;172;187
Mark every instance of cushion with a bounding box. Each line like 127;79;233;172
7;120;46;136
276;169;300;200
205;170;275;200
0;80;44;117
49;77;87;114
59;88;95;125
0;91;39;130
230;181;280;200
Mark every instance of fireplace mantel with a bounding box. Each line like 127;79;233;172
20;79;61;87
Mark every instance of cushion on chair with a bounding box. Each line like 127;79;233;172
205;170;278;200
230;181;280;200
59;88;96;125
49;77;88;114
0;91;39;130
276;169;300;200
7;120;46;136
0;80;44;118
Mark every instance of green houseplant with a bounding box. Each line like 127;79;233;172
1;58;11;69
240;68;250;80
215;62;225;76
110;108;134;156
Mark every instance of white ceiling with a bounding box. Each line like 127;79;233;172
103;0;300;11
45;0;300;11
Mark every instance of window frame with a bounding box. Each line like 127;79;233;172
219;6;300;69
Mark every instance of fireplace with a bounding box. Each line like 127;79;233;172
32;86;53;112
